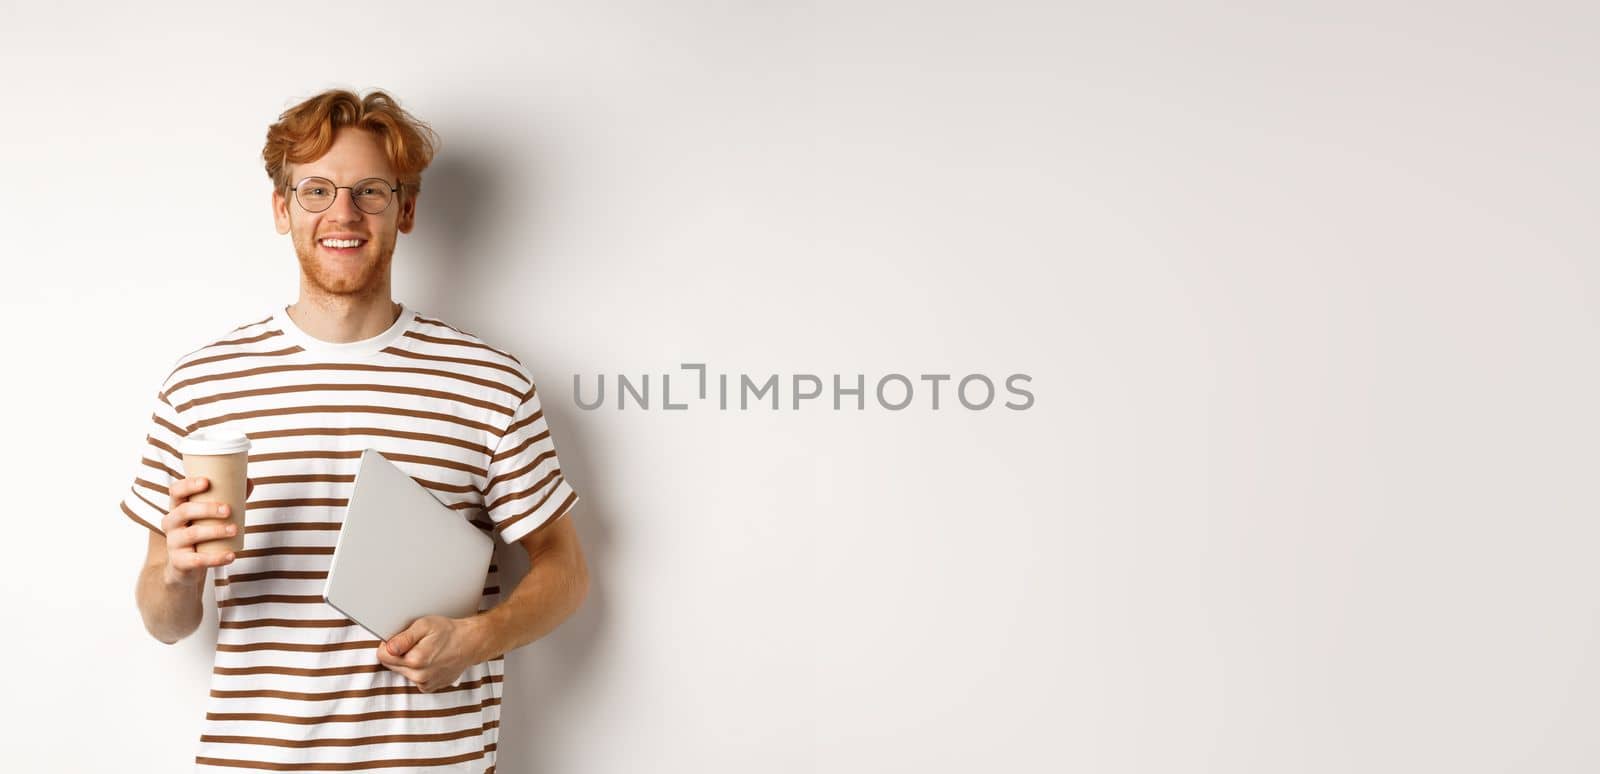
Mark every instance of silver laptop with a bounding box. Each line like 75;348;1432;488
324;449;495;640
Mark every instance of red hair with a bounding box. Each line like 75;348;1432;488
262;89;439;199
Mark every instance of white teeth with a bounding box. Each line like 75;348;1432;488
320;238;364;248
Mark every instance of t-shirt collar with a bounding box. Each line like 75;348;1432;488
273;301;417;359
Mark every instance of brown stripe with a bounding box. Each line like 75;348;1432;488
166;345;302;383
245;521;342;534
486;468;561;512
515;492;578;542
187;329;284;350
214;329;284;347
416;476;480;494
206;696;500;724
247;425;492;456
249;449;487;477
492;479;569;537
141;456;182;480
135;477;170;497
249;498;346;509
121;500;162;535
200;720;494;748
246;470;476;492
218;565;491;586
251;473;355;486
153;412;187;438
219;594;326;608
412;314;473;337
214;639;380;653
191;403;502;436
148;434;181;460
403;329;521;365
131;484;168;516
231;314;275;332
489;428;549;464
214;663;388;678
175;382;514;417
502;409;543;438
233;546;335;559
166;362;523;401
210;674;503;703
219;618;357;630
484;450;556;491
219;570;329;585
196;749;487;771
198;577;485;599
381;345;527;382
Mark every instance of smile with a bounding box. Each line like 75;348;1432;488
320;238;367;249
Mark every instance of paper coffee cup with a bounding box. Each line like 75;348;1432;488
179;430;251;556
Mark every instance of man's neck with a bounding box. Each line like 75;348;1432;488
287;292;402;344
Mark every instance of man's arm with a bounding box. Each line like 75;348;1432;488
377;511;589;691
132;476;245;644
469;512;590;661
135;530;205;644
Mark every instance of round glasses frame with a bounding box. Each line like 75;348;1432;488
289;176;404;215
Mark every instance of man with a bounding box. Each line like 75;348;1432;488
123;88;589;772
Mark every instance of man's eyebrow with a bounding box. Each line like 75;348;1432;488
295;174;395;181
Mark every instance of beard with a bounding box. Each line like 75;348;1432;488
292;231;396;300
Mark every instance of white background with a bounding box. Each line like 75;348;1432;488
2;1;1597;772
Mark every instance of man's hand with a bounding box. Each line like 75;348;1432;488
160;476;254;588
376;615;485;692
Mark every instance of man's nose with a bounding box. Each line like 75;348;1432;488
325;187;364;220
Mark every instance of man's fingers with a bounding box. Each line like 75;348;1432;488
166;475;209;506
374;654;454;693
168;522;237;554
192;545;237;566
187;522;238;545
164;477;222;529
174;552;207;571
377;656;426;686
182;500;230;522
166;503;234;541
402;646;432;669
376;643;407;667
375;646;434;688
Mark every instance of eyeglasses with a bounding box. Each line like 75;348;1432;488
289;176;403;215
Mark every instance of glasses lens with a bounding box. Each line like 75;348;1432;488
295;178;336;212
352;178;394;214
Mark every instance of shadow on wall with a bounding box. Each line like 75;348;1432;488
404;149;498;314
492;437;612;772
408;132;610;772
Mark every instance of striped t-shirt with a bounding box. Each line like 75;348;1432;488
120;302;580;772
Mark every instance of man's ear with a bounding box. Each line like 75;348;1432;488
272;188;291;235
397;190;419;234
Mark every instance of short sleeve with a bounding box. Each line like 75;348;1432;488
119;386;187;537
483;384;580;545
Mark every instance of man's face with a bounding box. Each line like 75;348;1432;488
272;129;418;298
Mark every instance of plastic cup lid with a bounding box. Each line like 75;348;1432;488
179;429;251;456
